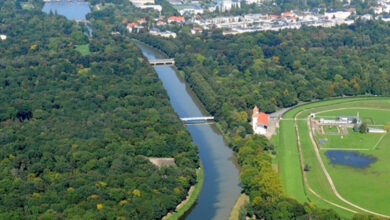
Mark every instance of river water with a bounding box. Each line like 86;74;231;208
42;2;241;219
137;44;241;220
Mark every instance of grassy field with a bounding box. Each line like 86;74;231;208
21;2;34;10
276;97;390;218
75;44;91;56
277;120;307;203
323;125;339;133
316;128;384;150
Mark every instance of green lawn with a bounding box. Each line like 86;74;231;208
322;133;390;215
277;120;307;203
21;3;34;10
323;125;338;133
75;44;91;56
316;128;383;150
277;97;390;218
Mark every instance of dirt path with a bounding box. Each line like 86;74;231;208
305;113;390;218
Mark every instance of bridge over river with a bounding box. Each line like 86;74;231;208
181;116;214;122
149;58;175;66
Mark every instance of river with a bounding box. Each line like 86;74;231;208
137;44;240;220
42;2;241;219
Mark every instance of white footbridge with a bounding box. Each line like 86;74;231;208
149;58;175;66
180;116;214;123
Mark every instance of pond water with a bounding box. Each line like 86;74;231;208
42;0;91;20
325;150;376;168
42;0;92;36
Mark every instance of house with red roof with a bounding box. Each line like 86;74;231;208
156;20;167;26
268;14;279;19
127;22;138;32
167;16;185;24
281;10;294;18
137;18;147;24
252;106;268;135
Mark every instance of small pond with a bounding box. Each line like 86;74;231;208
325;150;376;169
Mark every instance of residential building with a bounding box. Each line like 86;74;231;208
168;16;185;23
221;0;240;12
149;28;177;38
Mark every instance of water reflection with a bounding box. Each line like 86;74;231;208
326;150;376;168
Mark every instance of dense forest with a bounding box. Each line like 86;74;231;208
0;0;199;219
136;19;390;219
137;21;390;136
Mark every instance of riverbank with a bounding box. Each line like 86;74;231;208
163;163;204;220
228;194;249;220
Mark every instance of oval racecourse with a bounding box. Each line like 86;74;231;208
275;97;390;219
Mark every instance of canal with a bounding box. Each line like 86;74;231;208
137;43;241;220
43;1;241;219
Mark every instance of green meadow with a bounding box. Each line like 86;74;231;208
75;44;91;56
316;128;384;150
276;97;390;218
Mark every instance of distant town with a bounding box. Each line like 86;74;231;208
122;0;390;37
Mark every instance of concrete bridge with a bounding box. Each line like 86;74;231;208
149;58;175;66
180;116;214;123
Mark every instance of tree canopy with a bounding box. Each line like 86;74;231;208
0;1;198;219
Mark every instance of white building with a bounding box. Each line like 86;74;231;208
177;4;204;15
130;0;162;12
0;34;6;41
325;10;351;20
150;28;177;38
130;0;155;5
221;0;240;12
368;128;386;133
252;106;269;135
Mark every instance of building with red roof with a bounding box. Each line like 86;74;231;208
167;16;185;23
127;22;138;33
137;18;147;24
252;105;268;135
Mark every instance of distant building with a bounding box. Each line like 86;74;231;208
168;16;185;23
130;0;162;12
245;0;265;5
127;22;138;32
361;14;373;21
371;5;384;14
0;34;6;41
137;18;147;24
252;106;269;135
176;4;204;15
325;10;351;20
319;114;360;125
130;0;155;5
221;0;240;12
337;115;361;124
368;128;386;133
156;20;167;26
149;28;177;38
191;27;203;34
127;22;144;33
